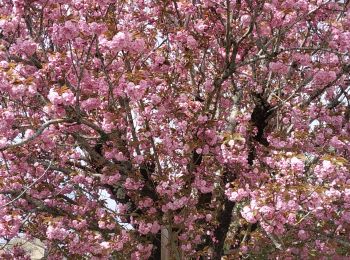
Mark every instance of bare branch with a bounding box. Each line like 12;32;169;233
0;118;74;151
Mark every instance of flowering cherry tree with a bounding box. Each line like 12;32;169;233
0;0;350;259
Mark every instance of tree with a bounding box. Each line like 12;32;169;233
0;0;350;259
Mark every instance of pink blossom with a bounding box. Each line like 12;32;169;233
0;137;7;149
269;62;289;74
138;198;153;208
150;221;161;234
342;211;350;224
194;20;208;32
110;32;131;51
292;53;311;66
240;15;251;26
62;91;75;105
186;35;198;49
81;98;101;111
290;157;304;172
90;22;107;35
132;38;146;52
330;136;345;149
11;39;37;56
47;89;62;105
313;70;337;86
1;1;350;258
124;178;143;190
24;129;34;139
227;188;248;202
205;214;212;222
241;206;257;223
46;225;69;240
259;205;275;219
139;221;160;235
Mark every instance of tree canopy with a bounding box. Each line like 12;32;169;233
0;0;350;259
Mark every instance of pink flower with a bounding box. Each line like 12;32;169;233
313;70;337;86
186;35;197;49
48;89;62;105
125;82;146;101
282;117;290;124
138;221;160;235
124;178;143;190
62;91;75;105
132;38;146;52
330;136;344;149
100;242;110;249
115;151;127;161
240;15;251;26
259;205;275;219
241;245;248;254
198;115;208;123
342;211;350;224
295;0;308;11
138;198;153;208
194;20;207;32
196;148;202;154
150;221;161;234
290;157;304;172
269;62;288;74
0;137;7;149
100;171;121;185
204;80;214;92
46;225;69;240
110;32;131;51
24;129;34;139
62;20;78;40
293;53;311;66
71;219;87;230
90;22;107;35
241;206;257;223
81;98;101;111
227;188;248;202
344;189;350;203
205;214;212;222
22;40;37;56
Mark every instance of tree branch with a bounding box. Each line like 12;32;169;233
0;160;52;209
0;118;74;151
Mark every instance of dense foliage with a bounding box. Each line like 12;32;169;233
0;0;350;259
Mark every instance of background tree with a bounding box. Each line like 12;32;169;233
0;0;350;259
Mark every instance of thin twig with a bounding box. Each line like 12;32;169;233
0;161;53;209
0;118;73;151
